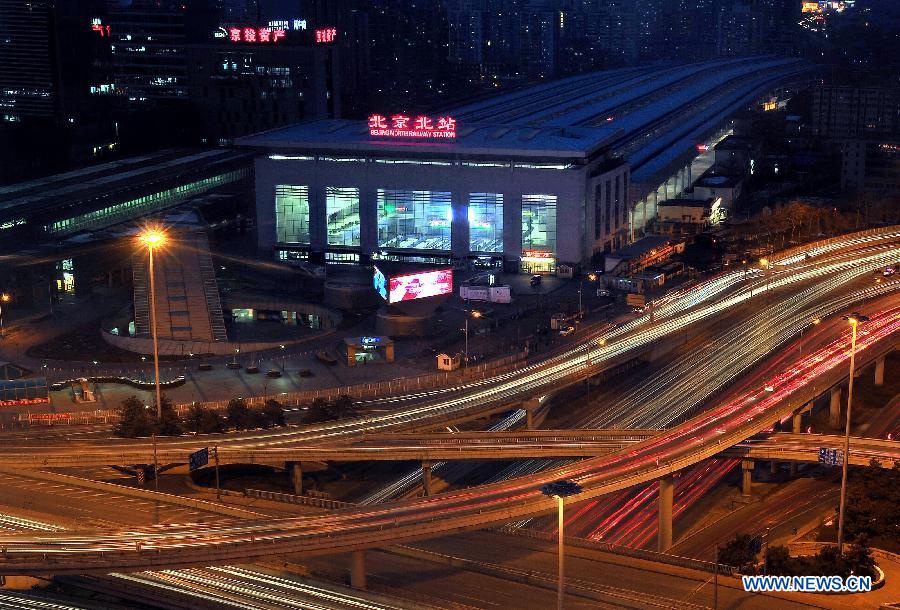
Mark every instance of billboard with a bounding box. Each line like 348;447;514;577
374;266;452;304
373;266;388;301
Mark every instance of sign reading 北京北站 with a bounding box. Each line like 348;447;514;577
368;114;457;139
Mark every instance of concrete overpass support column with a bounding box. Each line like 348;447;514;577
770;461;779;476
288;462;302;496
792;412;803;434
523;398;540;430
742;459;754;496
874;356;885;385
657;476;674;552
350;550;367;590
421;461;433;497
829;387;842;428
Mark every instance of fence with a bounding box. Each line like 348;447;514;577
243;488;356;510
496;526;735;576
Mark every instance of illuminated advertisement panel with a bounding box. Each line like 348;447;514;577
387;269;453;303
373;266;388;301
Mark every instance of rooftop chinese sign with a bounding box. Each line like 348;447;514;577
315;27;337;43
368;114;457;139
221;26;287;43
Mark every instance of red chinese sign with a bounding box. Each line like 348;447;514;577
368;114;457;139
91;23;110;37
315;27;337;43
0;397;50;408
228;26;286;43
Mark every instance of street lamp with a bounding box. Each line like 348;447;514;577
137;228;168;419
0;293;10;339
759;258;771;294
837;311;869;555
541;479;583;610
463;310;482;368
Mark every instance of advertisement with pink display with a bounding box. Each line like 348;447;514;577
386;268;453;303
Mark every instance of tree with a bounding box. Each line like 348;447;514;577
226;398;251;430
259;399;286;428
718;533;758;569
154;394;182;436
765;545;796;576
114;395;154;438
306;397;333;424
184;404;225;434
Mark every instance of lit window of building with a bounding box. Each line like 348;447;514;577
468;193;503;253
377;189;452;251
275;185;310;244
326;187;361;247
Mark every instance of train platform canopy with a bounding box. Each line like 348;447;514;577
236;119;621;160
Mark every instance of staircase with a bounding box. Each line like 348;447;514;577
131;230;227;343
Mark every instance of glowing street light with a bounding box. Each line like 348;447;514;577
463;310;482;368
137;228;168;418
541;480;582;610
0;293;10;338
837;311;869;555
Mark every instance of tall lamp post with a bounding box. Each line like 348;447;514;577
837;311;868;555
138;229;168;419
0;293;10;339
541;480;583;610
463;310;481;368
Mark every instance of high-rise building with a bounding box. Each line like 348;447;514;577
0;0;56;121
813;86;900;139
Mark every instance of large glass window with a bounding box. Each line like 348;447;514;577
521;194;557;254
326;187;360;246
377;189;452;251
468;193;503;253
275;185;310;244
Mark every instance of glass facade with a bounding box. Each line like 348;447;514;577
377;189;452;251
521;194;557;254
468;192;503;253
275;184;310;244
326;187;361;246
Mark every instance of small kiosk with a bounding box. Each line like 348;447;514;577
343;336;394;367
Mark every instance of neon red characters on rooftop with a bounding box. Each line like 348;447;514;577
368;114;457;139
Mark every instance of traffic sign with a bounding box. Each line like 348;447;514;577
818;447;844;466
189;447;210;471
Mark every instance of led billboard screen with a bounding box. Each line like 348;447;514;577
374;266;453;304
373;266;388;301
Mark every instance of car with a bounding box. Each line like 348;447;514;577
298;369;314;377
198;363;213;371
226;362;241;370
559;326;575;336
266;369;282;378
884;266;895;276
245;365;260;374
530;274;543;286
316;351;338;365
596;288;611;297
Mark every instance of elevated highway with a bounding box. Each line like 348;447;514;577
0;300;894;575
0;430;658;468
725;434;900;467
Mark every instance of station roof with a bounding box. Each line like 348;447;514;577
235;120;621;160
0;149;252;221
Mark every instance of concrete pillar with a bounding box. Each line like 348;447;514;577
741;459;754;496
770;461;779;476
289;462;302;496
350;550;367;590
792;412;803;434
421;461;433;497
874;356;885;385
523;398;540;430
657;476;674;552
829;387;842;428
789;461;798;478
